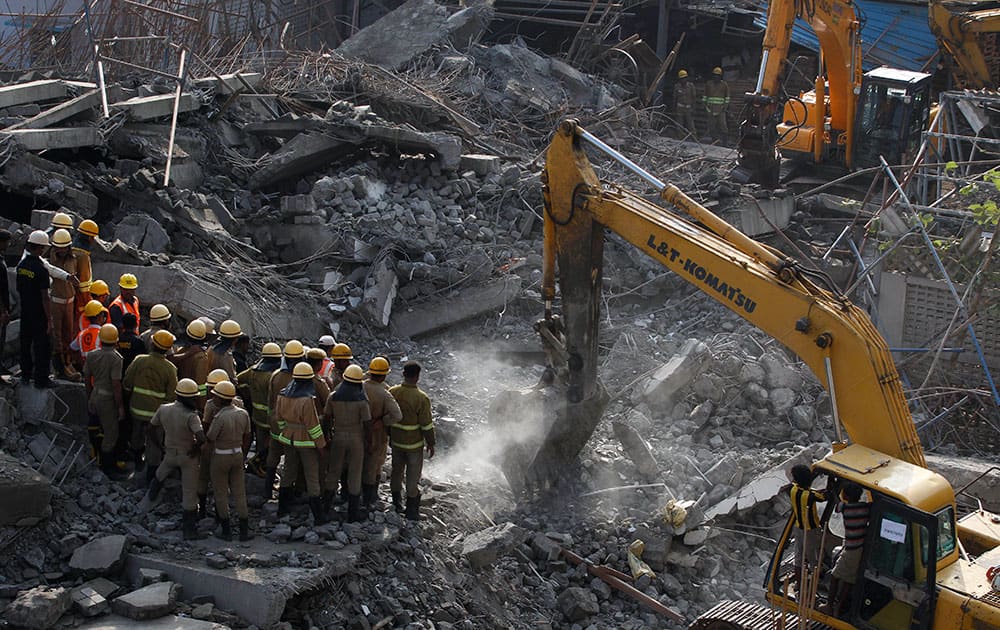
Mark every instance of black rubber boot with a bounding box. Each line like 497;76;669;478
146;476;164;502
405;495;421;521
264;467;277;500
239;518;253;541
321;491;333;517
362;483;377;507
144;464;157;488
277;487;292;517
392;491;404;514
347;493;365;523
182;510;202;540
215;518;232;541
309;497;329;525
197;494;208;519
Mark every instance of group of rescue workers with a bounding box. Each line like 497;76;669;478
672;67;730;142
10;213;436;542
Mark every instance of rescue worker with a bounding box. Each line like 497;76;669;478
305;348;333;414
789;463;826;587
70;300;107;364
206;380;252;541
170;320;209;402
117;312;145;370
109;274;140;332
139;304;171;349
827;482;869;616
83;323;124;477
46;211;73;238
702;67;730;142
263;339;305;497
72;219;98;324
48;228;80;380
362;357;402;508
328;342;353;389
236;342;282;477
323;364;371;522
197;368;240;518
198;317;217;347
17;231;54;388
233;334;250;374
316;335;337;381
21;213;79;291
275;362;327;524
78;279;110;333
123;330;177;479
142;378;205;540
208;319;241;381
674;69;697;138
389;361;435;521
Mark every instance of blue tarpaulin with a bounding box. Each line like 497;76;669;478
754;0;939;72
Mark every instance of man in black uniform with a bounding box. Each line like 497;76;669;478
17;231;53;388
117;312;145;370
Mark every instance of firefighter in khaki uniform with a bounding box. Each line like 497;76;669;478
72;220;98;325
236;342;282;476
275;362;328;525
389;361;435;521
702;66;730;142
323;364;371;522
674;70;697;137
139;304;171;349
48;229;80;380
123;330;177;479
206;380;252;541
263;340;305;498
83;324;125;477
143;379;206;540
362;357;402;508
208;320;241;381
197;369;243;517
170;320;209;404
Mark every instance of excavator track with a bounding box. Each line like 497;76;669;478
690;600;835;630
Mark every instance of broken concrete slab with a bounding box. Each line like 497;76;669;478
637;338;711;408
4;127;103;150
124;538;359;628
0;80;68;109
359;124;462;171
113;214;170;254
249;131;353;189
1;153;100;214
392;276;521;338
337;0;450;70
360;255;398;328
557;586;600;622
193;72;262;93
927;453;1000;512
79;615;227;630
113;94;199;121
460;153;501;176
461;522;527;570
71;584;110;617
611;419;658;481
70;535;131;577
4;585;71;629
111;581;180;621
705;444;826;519
243;116;323;139
17;380;88;428
0;451;51;526
7;89;103;130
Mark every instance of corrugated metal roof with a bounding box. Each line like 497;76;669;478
754;0;939;72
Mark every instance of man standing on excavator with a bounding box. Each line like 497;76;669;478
702;67;730;143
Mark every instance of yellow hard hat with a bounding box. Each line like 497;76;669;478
292;361;314;379
78;219;99;237
713;66;723;76
51;229;72;247
206;369;229;388
331;343;353;360
84;300;104;318
368;356;390;375
151;330;175;351
51;212;73;229
186;319;207;341
283;339;305;359
306;347;327;361
262;342;282;358
99;323;119;344
149;304;171;322
219;319;241;339
119;273;138;290
90;280;109;296
175;378;200;397
342;364;365;384
212;380;236;400
677;69;688;79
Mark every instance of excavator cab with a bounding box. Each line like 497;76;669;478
852;68;932;169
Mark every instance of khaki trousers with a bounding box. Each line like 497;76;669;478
265;439;283;467
50;300;75;354
280;446;320;497
211;451;248;519
93;395;118;455
390;448;423;498
254;425;269;455
326;431;363;495
139;423;164;469
363;437;388;485
156;447;199;510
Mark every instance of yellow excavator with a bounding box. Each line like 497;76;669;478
736;0;933;188
532;119;1000;629
929;0;1000;89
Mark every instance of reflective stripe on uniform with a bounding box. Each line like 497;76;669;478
252;402;269;412
392;423;420;431
130;406;155;418
420;422;434;430
133;386;166;399
275;434;318;448
215;447;241;455
198;384;208;395
308;425;324;439
392;439;425;450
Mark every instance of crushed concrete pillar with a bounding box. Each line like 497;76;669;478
0;80;68;109
636;338;711;408
4;127;103;150
611;419;658;481
461;522;527;570
112;94;199;121
0;452;51;526
4;585;71;629
360;256;398;328
392;276;521;338
460;154;501;176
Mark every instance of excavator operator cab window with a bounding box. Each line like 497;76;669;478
853;68;932;170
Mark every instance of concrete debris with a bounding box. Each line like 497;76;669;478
4;586;71;629
0;451;51;525
557;586;600;622
70;535;131;577
71;584;111;617
111;581;180;621
461;522;527;570
392;276;522;338
113;215;171;254
611;420;659;481
637;338;711;407
78;615;227;630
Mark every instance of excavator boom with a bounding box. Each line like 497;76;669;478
930;0;1000;88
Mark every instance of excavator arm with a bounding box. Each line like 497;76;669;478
738;0;863;186
538;120;924;472
930;0;1000;88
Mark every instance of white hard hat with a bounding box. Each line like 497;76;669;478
27;230;49;246
318;335;336;347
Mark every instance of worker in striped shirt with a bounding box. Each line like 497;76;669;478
828;483;870;616
789;464;826;585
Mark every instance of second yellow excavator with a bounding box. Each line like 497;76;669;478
929;0;1000;89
